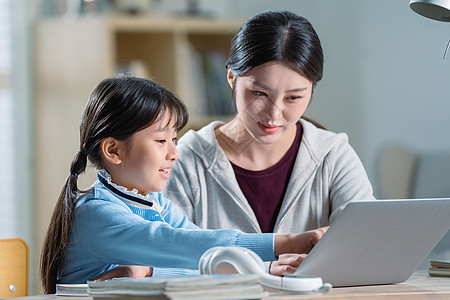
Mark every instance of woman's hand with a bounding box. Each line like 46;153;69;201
274;227;328;256
92;265;153;281
269;253;307;276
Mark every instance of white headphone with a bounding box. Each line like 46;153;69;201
199;246;332;293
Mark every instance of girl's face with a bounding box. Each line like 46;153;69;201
229;61;313;144
115;113;179;195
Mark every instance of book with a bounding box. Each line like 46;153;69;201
87;274;268;300
164;274;267;299
55;283;89;296
429;267;450;277
200;50;233;116
428;259;450;277
88;277;166;296
166;284;267;300
430;259;450;269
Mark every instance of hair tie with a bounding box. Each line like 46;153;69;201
78;149;87;157
70;172;79;179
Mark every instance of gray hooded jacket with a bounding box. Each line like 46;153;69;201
164;119;374;234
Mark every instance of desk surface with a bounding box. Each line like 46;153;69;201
12;272;450;300
265;272;450;299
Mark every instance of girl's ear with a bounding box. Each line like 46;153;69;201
226;68;236;89
101;137;124;165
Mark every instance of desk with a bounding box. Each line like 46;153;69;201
11;272;450;300
265;272;450;299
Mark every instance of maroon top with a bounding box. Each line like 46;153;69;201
231;122;302;233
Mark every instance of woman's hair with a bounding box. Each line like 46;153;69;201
226;10;324;87
40;76;188;293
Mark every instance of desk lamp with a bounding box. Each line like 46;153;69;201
409;0;450;58
409;0;450;21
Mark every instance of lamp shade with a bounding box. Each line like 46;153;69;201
409;0;450;21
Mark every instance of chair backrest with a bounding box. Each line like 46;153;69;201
377;145;450;270
377;145;418;199
0;238;29;298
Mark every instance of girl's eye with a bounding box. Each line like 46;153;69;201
156;140;167;144
252;90;267;97
172;137;178;144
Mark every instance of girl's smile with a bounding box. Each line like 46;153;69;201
159;167;172;179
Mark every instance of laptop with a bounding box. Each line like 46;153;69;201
293;198;450;287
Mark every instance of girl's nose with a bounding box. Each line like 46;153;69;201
168;142;179;161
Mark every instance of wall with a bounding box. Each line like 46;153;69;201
360;0;450;193
222;0;450;196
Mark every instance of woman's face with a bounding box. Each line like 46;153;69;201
229;61;313;144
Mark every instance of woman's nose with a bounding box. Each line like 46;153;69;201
264;98;282;119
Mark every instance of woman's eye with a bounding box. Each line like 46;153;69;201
156;140;167;144
172;137;178;144
286;96;302;102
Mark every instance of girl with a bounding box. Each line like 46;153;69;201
40;76;326;294
164;10;375;275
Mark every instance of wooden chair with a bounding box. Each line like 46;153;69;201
0;238;29;298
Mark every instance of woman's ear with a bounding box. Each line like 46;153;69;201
101;137;124;165
226;68;236;89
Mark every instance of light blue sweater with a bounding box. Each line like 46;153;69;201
60;171;274;284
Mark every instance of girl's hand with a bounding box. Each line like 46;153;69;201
269;253;307;276
274;227;328;256
92;265;153;281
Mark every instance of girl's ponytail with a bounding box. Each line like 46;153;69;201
70;150;88;180
40;150;88;294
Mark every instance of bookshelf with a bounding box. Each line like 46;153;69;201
33;16;241;284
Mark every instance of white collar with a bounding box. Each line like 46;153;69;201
97;169;155;204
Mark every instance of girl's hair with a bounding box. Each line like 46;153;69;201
40;76;188;293
226;10;324;87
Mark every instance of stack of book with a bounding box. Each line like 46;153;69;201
86;274;268;300
428;259;450;277
88;277;166;299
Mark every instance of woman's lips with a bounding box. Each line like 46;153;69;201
258;122;280;134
